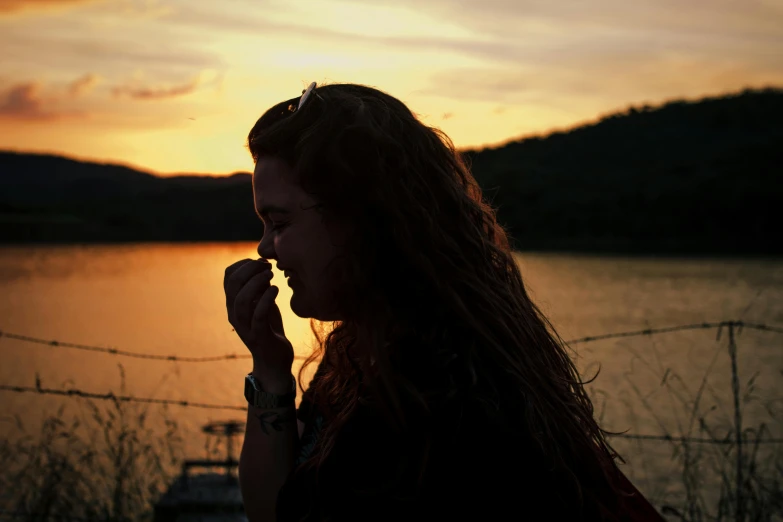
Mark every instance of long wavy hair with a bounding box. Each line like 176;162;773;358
247;82;625;516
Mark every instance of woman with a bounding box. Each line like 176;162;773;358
224;82;663;522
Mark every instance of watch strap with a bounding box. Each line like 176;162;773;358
244;373;296;409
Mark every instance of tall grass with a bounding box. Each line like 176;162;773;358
589;323;783;521
0;325;781;522
0;365;183;522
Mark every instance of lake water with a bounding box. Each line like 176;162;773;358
1;243;781;508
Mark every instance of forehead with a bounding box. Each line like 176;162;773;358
252;156;304;210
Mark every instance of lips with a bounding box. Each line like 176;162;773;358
277;267;295;285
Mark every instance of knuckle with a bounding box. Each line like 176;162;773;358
225;259;246;276
236;287;255;304
251;300;265;316
256;303;268;316
234;296;249;311
233;302;247;318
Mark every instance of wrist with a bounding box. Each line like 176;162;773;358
251;368;295;395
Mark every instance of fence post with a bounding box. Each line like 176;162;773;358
728;321;744;521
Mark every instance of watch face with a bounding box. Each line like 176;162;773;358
244;374;295;408
244;375;256;404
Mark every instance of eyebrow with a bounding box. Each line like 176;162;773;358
256;204;291;219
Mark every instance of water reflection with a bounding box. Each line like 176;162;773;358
0;243;781;473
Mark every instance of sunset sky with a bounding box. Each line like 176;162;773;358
1;0;781;175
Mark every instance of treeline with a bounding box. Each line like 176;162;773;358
0;87;780;254
0;155;261;242
462;87;782;254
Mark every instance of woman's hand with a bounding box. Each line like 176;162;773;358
224;259;294;393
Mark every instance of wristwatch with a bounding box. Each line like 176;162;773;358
244;373;296;408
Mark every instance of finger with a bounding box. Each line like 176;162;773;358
266;294;286;336
228;266;270;327
224;259;271;294
224;259;253;290
251;285;281;331
233;270;274;327
225;260;271;312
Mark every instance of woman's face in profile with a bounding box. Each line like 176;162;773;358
253;156;347;321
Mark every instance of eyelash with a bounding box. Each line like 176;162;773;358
269;221;289;232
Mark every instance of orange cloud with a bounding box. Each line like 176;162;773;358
0;78;91;121
0;0;98;15
111;78;199;100
0;82;54;120
68;73;101;97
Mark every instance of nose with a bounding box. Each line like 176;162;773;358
257;231;276;260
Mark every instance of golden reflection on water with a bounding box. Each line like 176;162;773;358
0;243;320;449
1;242;782;487
0;242;318;356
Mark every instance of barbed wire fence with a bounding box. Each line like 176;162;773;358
0;383;246;412
0;320;781;445
0;330;310;362
2;320;781;362
1;319;782;522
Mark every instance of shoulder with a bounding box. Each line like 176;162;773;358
331;395;581;519
281;391;613;522
332;392;531;484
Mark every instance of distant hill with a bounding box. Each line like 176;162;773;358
0;87;781;254
462;87;782;254
0;154;259;242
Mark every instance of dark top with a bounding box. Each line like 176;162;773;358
276;383;664;522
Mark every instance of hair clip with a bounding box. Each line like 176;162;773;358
298;82;317;111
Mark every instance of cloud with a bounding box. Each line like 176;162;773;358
111;77;200;100
0;0;98;15
164;6;524;65
0;74;98;120
68;73;101;97
423;53;783;109
161;2;781;81
0;24;224;72
0;82;57;120
342;0;783;40
320;0;783;76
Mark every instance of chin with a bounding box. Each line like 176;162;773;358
290;293;342;321
290;294;315;319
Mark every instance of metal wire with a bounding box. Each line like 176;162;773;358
1;319;781;444
2;320;779;362
0;330;309;362
0;384;245;412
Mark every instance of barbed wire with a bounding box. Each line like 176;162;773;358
1;382;781;444
1;320;782;445
0;330;309;362
565;320;783;344
0;384;245;412
1;320;780;364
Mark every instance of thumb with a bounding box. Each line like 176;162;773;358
267;297;286;336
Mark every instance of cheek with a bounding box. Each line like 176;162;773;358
273;234;293;262
276;222;339;278
273;231;308;270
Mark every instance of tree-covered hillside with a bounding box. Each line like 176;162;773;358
1;87;780;254
462;87;782;254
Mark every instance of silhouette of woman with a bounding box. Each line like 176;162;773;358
223;82;664;522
